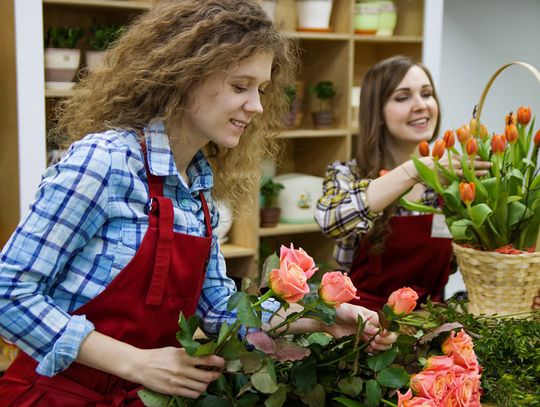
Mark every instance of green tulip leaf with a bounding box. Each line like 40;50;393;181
470;203;493;227
412;157;443;194
441;181;463;213
480;177;497;202
399;198;443;214
376;366;410;388
449;219;475;241
508;201;532;229
366;379;382;407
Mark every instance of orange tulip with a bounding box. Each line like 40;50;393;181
469;118;478;135
491;134;507;155
418;140;430;157
443;130;455;149
517;106;532;126
506;111;516;127
479;124;489;140
459;182;476;205
432;139;446;160
465;138;478;156
456;125;470;144
535;130;540;147
505;124;518;144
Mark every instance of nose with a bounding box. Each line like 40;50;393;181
412;93;427;111
244;90;264;114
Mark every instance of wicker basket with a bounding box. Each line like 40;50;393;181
453;61;540;316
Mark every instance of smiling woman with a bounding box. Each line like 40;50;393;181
315;55;491;311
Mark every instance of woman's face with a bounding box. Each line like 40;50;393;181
182;51;273;150
383;65;438;146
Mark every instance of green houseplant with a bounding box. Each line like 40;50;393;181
308;80;336;128
44;26;84;85
86;24;125;71
260;177;284;227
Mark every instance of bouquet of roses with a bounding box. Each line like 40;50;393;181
138;244;481;407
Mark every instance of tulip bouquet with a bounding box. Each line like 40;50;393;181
402;106;540;252
138;244;481;407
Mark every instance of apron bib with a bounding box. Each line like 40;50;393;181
349;214;452;311
0;145;212;406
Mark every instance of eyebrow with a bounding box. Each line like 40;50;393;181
230;75;271;85
393;84;433;93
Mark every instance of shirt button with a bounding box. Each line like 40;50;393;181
181;199;190;207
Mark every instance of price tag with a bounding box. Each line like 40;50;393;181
431;214;452;238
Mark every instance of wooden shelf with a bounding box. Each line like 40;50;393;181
280;129;349;139
221;244;255;259
354;35;423;44
45;88;74;98
285;31;352;41
43;0;151;10
259;222;321;237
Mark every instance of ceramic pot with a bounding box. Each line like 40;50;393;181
260;207;281;228
312;110;333;128
85;50;106;72
44;48;81;82
283;80;305;130
296;0;334;31
274;173;324;224
377;0;397;36
354;1;379;35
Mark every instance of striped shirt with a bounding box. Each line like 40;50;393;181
315;159;439;269
0;121;275;376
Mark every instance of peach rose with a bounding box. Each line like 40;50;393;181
268;260;309;303
387;287;419;315
425;355;456;386
442;330;478;370
280;244;318;279
319;271;359;307
410;369;449;401
451;371;475;407
397;389;439;407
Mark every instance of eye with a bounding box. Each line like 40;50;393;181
394;95;409;102
422;92;433;99
233;85;247;93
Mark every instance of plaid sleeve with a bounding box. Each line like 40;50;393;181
0;138;112;376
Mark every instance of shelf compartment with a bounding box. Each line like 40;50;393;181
45;88;74;98
221;244;255;259
259;222;320;237
279;129;349;139
285;32;351;41
354;35;423;44
43;0;151;10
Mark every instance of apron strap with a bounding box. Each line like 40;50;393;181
199;191;213;238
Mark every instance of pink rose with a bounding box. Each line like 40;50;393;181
425;355;456;387
410;369;449;401
268;260;309;303
387;287;419;315
280;244;318;279
442;330;479;371
403;397;439;407
451;371;475;407
319;271;359;307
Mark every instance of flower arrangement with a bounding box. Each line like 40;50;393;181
402;105;540;252
137;244;481;407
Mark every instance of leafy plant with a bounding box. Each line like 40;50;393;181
88;24;125;51
285;84;297;104
260;178;284;208
308;81;336;112
45;26;84;49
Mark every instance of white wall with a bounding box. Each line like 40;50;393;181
439;0;540;297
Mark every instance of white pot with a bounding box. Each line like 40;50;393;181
274;173;324;223
214;200;233;244
296;0;334;30
44;48;81;82
85;50;106;72
261;0;278;22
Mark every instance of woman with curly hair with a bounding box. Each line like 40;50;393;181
0;1;395;404
315;56;489;311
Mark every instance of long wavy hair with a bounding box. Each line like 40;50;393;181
53;0;298;212
354;55;440;251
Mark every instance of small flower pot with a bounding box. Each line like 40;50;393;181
376;0;397;36
296;0;334;32
260;207;281;228
85;50;106;72
44;48;81;83
354;1;380;35
312;110;333;128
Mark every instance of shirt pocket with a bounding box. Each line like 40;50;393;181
112;222;146;275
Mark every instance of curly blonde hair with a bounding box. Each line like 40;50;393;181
54;0;298;211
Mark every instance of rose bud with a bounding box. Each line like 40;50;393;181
268;261;309;304
431;139;446;161
319;271;359;307
479;124;489;140
387;287;418;315
505;124;518;144
443;130;455;149
418;140;430;157
535;130;540;147
456;125;471;144
491;134;507;155
280;244;318;279
459;182;476;205
517;106;532;125
465;138;478;156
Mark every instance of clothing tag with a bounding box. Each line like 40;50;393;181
431;214;452;238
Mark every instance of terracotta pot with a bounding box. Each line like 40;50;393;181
260;207;281;228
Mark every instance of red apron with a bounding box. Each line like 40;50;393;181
348;214;452;311
0;147;213;406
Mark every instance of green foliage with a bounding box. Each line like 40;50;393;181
45;26;84;49
427;300;540;406
308;81;336;101
88;24;125;51
260;178;284;208
284;85;296;104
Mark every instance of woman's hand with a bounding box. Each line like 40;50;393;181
133;347;225;398
324;303;397;352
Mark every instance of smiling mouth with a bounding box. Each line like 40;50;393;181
230;119;248;129
408;118;429;126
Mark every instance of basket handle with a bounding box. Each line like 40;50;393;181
475;61;540;124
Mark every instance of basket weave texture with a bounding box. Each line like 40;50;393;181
452;243;540;315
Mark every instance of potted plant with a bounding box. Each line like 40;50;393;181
401;62;540;316
282;81;305;130
44;26;84;88
308;80;336;129
85;24;125;71
296;0;334;32
260;177;284;227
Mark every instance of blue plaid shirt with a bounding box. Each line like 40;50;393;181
0;121;275;376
